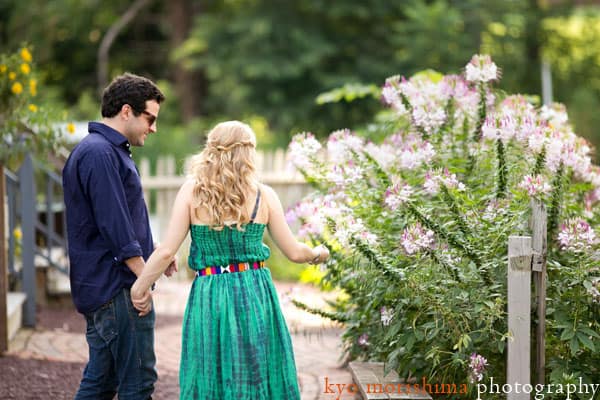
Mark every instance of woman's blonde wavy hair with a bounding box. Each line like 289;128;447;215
188;120;258;231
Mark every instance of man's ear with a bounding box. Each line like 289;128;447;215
120;104;132;120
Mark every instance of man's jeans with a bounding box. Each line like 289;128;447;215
74;288;157;400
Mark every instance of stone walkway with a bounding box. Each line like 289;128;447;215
4;278;359;400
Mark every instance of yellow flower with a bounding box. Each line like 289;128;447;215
29;79;37;96
0;65;6;73
20;48;32;63
9;71;16;80
20;63;30;75
11;82;23;95
13;227;22;241
28;104;38;112
67;122;76;134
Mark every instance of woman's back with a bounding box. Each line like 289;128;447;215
188;189;271;268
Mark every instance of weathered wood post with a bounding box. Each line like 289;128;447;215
0;163;8;353
507;236;532;400
140;157;151;211
19;154;36;327
530;199;547;386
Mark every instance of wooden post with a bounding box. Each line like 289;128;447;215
507;235;532;400
156;156;167;236
139;157;151;212
19;154;36;327
530;199;547;385
0;163;8;353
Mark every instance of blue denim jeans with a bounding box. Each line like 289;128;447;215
74;288;157;400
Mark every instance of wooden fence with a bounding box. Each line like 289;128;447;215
138;150;313;278
507;199;548;398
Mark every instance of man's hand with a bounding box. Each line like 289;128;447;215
131;284;153;317
164;257;178;277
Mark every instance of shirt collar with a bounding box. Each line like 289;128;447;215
88;122;131;149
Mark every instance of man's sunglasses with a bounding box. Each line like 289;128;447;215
140;110;157;126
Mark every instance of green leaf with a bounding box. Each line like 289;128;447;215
570;337;580;355
561;328;575;341
315;83;380;105
497;340;505;353
414;329;425;340
406;334;416;351
578;326;600;339
577;332;596;351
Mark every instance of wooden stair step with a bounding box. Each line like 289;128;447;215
349;362;432;399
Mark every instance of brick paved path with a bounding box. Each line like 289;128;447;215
4;279;359;400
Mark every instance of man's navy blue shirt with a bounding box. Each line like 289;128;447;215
62;122;154;314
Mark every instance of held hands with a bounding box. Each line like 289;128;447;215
309;245;330;265
131;282;153;317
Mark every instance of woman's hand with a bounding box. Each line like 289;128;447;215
131;282;153;316
309;245;330;264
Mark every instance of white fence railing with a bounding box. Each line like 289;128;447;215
139;149;312;238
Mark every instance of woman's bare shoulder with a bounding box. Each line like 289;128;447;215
258;183;278;204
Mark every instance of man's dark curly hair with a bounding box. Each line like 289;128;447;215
101;73;165;118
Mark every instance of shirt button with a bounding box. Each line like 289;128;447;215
113;257;118;261
126;143;130;148
129;154;132;158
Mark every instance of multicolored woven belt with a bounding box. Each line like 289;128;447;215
195;260;266;277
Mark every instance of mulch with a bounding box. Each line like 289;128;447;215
0;306;179;400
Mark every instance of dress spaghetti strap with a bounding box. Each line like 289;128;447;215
250;188;261;223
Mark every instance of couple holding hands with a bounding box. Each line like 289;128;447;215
62;73;329;399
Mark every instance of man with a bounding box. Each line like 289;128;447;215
62;73;174;399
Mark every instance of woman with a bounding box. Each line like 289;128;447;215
131;120;329;399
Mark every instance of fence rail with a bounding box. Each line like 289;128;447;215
2;154;69;332
139;150;312;238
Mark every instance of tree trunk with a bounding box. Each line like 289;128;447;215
168;0;207;122
525;0;543;96
97;0;152;94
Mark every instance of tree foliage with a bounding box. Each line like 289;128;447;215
2;0;600;158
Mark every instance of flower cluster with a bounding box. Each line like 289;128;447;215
400;223;435;255
288;132;322;171
384;181;413;210
465;54;499;83
557;218;597;252
327;129;365;164
423;168;466;195
517;175;551;198
333;215;378;249
287;54;600;387
286;193;350;241
380;306;394;326
357;333;370;347
468;353;489;383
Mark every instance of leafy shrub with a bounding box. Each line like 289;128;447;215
286;55;600;397
0;46;63;163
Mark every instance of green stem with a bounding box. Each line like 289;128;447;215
547;163;565;241
473;83;487;142
406;203;482;267
362;151;391;188
427;249;461;283
291;299;349;323
496;139;507;199
441;185;470;238
532;146;546;176
350;237;405;281
400;92;429;140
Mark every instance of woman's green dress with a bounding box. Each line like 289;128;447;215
180;195;301;399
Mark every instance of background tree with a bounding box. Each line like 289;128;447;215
2;0;600;157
